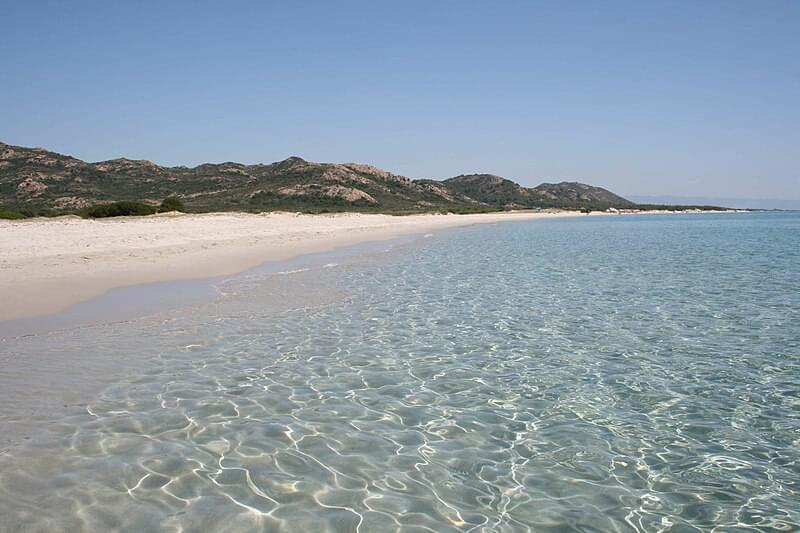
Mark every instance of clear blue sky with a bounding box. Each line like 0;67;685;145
2;0;798;201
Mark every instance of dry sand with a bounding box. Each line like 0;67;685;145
0;210;582;320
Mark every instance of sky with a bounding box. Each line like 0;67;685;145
1;0;798;203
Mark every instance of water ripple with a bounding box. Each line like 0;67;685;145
1;213;798;532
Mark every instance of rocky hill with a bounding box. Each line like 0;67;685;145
442;175;633;209
530;181;635;209
442;174;533;207
0;141;635;213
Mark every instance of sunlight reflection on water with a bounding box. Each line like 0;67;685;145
0;213;798;532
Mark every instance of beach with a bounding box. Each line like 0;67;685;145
4;2;795;529
1;211;797;531
0;210;582;321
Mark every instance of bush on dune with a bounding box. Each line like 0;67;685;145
85;201;158;218
159;196;185;212
0;209;27;220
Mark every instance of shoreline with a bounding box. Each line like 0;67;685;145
0;233;431;339
0;210;587;321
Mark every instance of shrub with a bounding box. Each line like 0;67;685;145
160;196;185;212
86;201;158;218
0;209;27;220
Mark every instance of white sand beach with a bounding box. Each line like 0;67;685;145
0;210;582;320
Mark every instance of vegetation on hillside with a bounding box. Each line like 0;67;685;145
0;141;730;218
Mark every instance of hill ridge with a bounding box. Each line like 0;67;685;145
0;141;635;213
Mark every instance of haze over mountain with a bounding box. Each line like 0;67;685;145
0;141;635;214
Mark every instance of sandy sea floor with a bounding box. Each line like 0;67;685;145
0;211;796;531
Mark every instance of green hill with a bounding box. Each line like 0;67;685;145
0;141;637;215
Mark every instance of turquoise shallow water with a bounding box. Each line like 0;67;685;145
0;212;798;532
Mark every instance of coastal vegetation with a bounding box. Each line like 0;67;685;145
631;203;730;212
85;201;158;218
159;196;186;212
0;208;27;220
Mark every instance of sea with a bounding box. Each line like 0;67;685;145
0;212;798;532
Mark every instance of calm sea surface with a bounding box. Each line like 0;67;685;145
1;212;798;532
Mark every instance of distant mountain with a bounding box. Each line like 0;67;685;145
0;141;635;213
